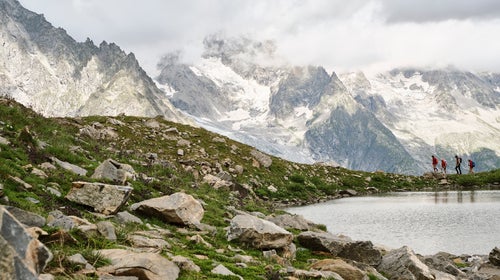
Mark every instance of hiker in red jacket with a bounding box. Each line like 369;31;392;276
468;159;475;174
441;158;447;174
432;155;439;172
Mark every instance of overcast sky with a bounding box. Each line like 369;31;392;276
18;0;500;76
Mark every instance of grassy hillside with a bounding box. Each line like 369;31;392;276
1;97;499;279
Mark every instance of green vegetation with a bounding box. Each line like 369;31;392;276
0;97;498;279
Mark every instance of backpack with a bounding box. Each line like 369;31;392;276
472;161;475;168
459;157;462;164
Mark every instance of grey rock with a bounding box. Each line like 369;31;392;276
46;210;76;231
0;206;53;279
211;264;242;279
65;181;133;215
4;206;46;227
172;255;201;272
91;159;136;184
97;249;179;280
126;232;170;253
266;213;315;231
227;214;293;249
46;186;62;197
250;149;272;168
378;246;434;280
51;157;87;176
297;231;382;266
97;221;117;241
424;252;466;277
339;189;358;196
114;211;143;225
39;162;57;170
8;175;32;190
67;253;88;265
130;192;204;226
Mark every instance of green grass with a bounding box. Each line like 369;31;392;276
1;97;499;279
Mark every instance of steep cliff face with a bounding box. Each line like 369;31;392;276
0;0;187;123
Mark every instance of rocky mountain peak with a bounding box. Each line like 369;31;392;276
1;0;189;123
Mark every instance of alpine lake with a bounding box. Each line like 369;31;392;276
287;190;500;255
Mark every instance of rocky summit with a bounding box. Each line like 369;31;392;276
0;0;187;123
1;97;499;279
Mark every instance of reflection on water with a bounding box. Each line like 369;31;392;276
433;190;475;204
287;190;500;255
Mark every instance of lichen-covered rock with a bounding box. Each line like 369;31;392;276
130;192;204;225
65;181;132;214
227;214;293;249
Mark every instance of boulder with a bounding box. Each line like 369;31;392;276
424;252;466;277
490;247;500;267
339;189;358;197
4;206;45;228
91;159;136;184
211;264;242;279
171;255;200;272
297;231;382;265
97;221;117;241
65;181;133;215
130;192;204;225
266;213;315;231
97;249;179;280
250;149;272;168
310;258;365;280
126;232;170;253
378;246;434;280
46;210;76;231
227;214;293;249
51;157;87;176
114;211;143;225
297;231;352;255
0;206;53;280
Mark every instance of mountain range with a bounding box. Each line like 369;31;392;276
2;0;499;174
156;35;500;174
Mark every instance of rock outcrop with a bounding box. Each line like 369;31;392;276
65;181;133;215
130;192;204;225
226;214;293;249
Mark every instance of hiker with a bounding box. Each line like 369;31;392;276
454;155;462;175
468;159;475;174
432;155;439;172
441;158;447;174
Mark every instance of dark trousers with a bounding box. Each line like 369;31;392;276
455;165;462;174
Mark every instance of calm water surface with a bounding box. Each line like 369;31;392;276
287;191;500;255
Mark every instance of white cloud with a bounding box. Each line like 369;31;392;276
18;0;500;75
